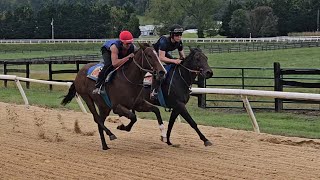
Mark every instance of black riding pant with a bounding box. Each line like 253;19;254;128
95;47;114;88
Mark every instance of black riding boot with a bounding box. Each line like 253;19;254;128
93;65;110;94
150;79;161;100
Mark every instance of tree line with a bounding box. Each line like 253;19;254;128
0;0;141;39
0;0;319;39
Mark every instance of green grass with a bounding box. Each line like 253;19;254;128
1;45;320;139
0;50;98;59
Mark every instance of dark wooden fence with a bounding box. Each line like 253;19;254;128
202;64;320;111
274;62;320;111
0;54;100;89
201;41;320;54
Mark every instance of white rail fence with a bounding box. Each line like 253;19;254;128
1;36;320;44
0;75;87;113
1;75;320;133
191;88;320;133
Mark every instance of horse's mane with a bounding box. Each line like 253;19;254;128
134;42;152;54
185;47;203;61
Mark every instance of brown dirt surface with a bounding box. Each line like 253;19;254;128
1;102;320;180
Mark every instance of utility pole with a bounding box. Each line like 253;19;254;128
51;18;54;39
317;9;319;32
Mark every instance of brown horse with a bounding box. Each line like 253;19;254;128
61;43;166;150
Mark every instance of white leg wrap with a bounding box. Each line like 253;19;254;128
159;124;167;137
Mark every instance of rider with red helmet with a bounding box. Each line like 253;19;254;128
93;30;136;94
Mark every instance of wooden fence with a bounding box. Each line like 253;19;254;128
274;62;320;111
0;54;100;89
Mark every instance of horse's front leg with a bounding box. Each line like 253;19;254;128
113;104;137;132
176;102;213;146
167;108;180;146
134;100;167;142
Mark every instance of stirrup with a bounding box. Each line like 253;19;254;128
150;90;158;100
92;87;101;94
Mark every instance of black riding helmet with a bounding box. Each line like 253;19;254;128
169;24;184;38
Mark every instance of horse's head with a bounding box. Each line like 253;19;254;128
183;47;213;79
136;42;166;81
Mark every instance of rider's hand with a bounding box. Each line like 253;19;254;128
128;53;134;58
174;59;182;65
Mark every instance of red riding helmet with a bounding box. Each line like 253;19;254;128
119;30;134;44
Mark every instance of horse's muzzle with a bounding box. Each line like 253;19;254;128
157;70;166;80
202;69;213;79
153;70;166;81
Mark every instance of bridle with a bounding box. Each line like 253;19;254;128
122;47;158;86
168;51;206;94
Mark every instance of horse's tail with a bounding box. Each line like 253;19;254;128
61;83;77;106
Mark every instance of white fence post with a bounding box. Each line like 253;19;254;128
241;95;260;133
15;78;30;108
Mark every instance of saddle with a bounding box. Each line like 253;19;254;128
87;63;116;83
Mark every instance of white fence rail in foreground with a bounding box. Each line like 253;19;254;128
0;75;87;113
191;88;320;133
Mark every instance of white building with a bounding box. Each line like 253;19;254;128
139;25;156;36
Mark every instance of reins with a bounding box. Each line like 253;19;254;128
167;55;202;95
121;47;155;86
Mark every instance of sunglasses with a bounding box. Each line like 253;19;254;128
173;33;183;37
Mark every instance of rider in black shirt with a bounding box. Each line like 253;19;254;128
151;24;186;99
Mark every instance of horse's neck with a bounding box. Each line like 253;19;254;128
123;59;145;83
179;61;197;85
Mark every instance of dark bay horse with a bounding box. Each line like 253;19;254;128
61;43;166;150
142;47;214;146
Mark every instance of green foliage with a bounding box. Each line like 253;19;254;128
221;0;320;37
220;1;242;36
249;6;278;37
147;0;223;38
0;1;140;39
229;9;250;37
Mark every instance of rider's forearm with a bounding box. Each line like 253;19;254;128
160;56;178;64
112;55;131;67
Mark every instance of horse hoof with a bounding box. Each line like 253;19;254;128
102;146;110;150
160;136;167;143
204;140;213;146
109;135;117;141
117;124;126;130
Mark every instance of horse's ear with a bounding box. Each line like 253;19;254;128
188;46;194;52
138;42;146;50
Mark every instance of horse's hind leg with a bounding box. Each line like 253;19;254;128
134;100;167;142
176;102;212;146
113;104;137;132
97;106;117;141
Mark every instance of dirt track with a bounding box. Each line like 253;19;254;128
1;102;320;180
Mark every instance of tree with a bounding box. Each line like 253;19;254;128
249;6;278;37
220;0;243;37
229;9;250;37
176;0;223;38
147;0;223;38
